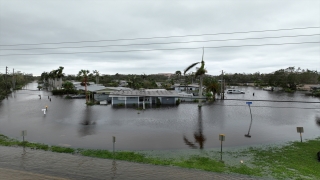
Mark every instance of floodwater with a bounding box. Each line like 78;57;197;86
0;82;319;150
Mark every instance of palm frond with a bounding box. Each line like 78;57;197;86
183;136;198;149
184;62;199;75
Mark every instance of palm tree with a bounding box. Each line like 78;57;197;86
40;72;49;88
184;48;206;107
40;72;49;82
175;70;181;83
52;69;59;88
78;69;90;103
48;70;56;88
203;77;220;100
93;70;99;84
56;66;65;89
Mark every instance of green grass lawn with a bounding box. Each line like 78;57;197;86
1;134;319;179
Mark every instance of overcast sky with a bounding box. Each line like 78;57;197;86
0;0;319;76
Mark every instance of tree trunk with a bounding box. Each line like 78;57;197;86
96;76;99;84
59;78;62;89
85;77;88;103
198;75;203;107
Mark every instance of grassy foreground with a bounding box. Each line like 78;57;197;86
1;134;319;179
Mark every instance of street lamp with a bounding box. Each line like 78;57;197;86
245;102;253;138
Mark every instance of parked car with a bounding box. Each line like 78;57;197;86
70;95;86;99
226;89;245;94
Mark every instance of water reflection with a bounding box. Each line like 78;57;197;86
316;116;320;127
183;108;206;149
78;106;96;137
111;160;117;179
20;147;27;170
244;104;253;138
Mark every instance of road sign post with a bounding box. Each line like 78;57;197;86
219;134;225;161
296;127;304;142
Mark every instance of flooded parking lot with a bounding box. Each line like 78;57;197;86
0;82;319;150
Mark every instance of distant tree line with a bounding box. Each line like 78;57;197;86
37;66;319;98
62;73;168;89
0;72;34;101
218;67;319;91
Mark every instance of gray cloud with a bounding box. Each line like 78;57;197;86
0;0;319;76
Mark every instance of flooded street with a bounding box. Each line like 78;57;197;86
0;82;319;150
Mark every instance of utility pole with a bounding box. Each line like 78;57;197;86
5;66;8;96
223;79;225;99
221;70;224;100
12;68;15;90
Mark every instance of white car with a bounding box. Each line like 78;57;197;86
226;89;245;94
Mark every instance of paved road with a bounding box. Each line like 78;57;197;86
0;146;270;180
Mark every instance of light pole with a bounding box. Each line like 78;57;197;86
245;102;253;138
219;134;225;161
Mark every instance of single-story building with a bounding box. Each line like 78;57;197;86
94;87;132;103
172;84;201;93
73;82;132;103
109;89;181;107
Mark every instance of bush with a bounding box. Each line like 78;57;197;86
156;98;161;105
86;102;95;106
284;88;295;93
51;146;74;153
65;95;72;99
176;98;181;105
313;90;320;97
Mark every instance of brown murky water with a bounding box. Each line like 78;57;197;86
0;82;319;150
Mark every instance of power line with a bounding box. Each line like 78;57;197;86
1;34;319;51
0;26;319;47
0;41;318;56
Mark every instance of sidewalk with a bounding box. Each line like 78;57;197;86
0;168;68;180
0;146;268;180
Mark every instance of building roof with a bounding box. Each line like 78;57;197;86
109;89;180;97
96;87;132;93
76;85;107;92
172;84;200;88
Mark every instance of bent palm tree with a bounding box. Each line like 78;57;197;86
184;48;206;107
78;69;90;103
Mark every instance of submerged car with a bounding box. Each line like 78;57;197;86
70;94;86;99
226;89;245;94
